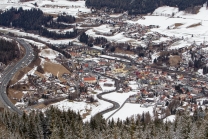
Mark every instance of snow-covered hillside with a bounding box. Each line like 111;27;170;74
0;0;90;16
126;4;208;49
1;0;19;4
2;1;208;122
39;48;60;59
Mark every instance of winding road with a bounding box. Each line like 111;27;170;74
0;36;34;115
93;72;120;118
1;36;206;120
1;36;123;118
94;53;208;120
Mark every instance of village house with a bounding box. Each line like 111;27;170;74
129;95;138;103
86;49;101;56
103;83;113;87
113;63;127;74
83;77;97;84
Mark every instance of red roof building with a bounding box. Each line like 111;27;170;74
83;77;97;83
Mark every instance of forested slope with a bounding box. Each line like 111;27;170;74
0;38;20;65
0;8;78;39
0;107;208;139
86;0;208;14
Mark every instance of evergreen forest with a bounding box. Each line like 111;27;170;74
86;0;208;15
57;15;76;23
0;8;78;39
0;107;208;139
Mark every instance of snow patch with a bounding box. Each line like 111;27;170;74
163;115;176;123
109;103;154;121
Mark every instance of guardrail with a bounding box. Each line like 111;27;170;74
0;36;34;115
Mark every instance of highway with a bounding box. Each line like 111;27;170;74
0;37;205;118
0;36;34;115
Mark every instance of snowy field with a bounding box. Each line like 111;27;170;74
84;5;208;48
163;115;176;123
51;99;96;116
86;30;134;43
84;99;112;122
1;1;208;49
0;0;90;16
0;0;36;11
109;103;154;121
39;48;60;59
50;99;112;122
0;27;76;44
103;92;136;106
93;24;115;34
22;38;46;49
102;91;139;119
98;78;116;92
38;0;90;16
127;5;208;48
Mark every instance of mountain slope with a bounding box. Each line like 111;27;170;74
86;0;208;15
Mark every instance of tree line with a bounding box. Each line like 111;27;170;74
86;0;208;15
45;21;74;29
0;7;78;39
57;15;76;24
0;7;51;31
79;32;108;46
48;44;71;58
39;28;78;39
80;35;137;53
0;106;208;138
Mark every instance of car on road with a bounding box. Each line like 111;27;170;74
8;106;11;109
4;84;6;87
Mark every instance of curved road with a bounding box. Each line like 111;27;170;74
95;53;208;119
97;90;120;116
93;72;121;118
106;98;128;120
0;36;34;115
1;37;205;119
